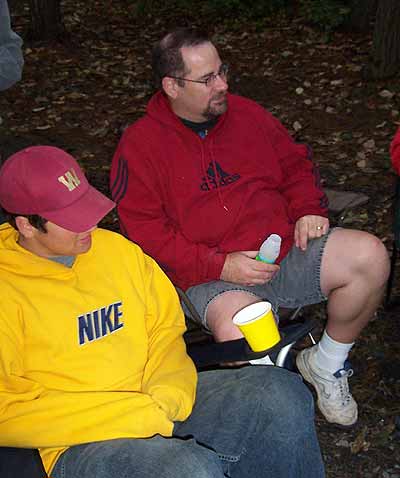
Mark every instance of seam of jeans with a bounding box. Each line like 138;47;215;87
216;373;269;473
60;460;66;478
216;452;241;463
315;227;337;301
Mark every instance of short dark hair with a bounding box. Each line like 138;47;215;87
3;210;48;233
151;28;210;88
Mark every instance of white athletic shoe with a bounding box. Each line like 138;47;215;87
296;345;358;427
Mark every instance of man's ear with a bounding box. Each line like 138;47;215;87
162;76;179;100
15;216;36;238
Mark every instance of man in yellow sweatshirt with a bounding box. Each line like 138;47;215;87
0;146;325;478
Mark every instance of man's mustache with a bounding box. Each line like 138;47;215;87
211;93;227;101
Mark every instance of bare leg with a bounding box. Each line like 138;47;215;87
206;291;262;342
295;229;389;426
321;229;390;343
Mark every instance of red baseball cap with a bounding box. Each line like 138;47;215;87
0;146;115;232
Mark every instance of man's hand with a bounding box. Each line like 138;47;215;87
220;251;280;285
294;215;329;251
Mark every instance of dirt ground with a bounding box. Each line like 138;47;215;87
1;1;399;476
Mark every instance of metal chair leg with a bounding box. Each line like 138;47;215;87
275;343;293;367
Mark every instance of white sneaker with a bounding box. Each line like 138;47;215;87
296;345;358;427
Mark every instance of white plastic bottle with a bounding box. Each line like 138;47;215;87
256;234;282;264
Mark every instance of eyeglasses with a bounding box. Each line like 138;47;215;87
168;64;229;88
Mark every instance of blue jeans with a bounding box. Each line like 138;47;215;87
52;367;325;478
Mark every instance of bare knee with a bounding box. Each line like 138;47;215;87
322;230;390;292
350;232;390;282
206;291;262;342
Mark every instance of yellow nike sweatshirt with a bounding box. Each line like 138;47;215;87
0;224;197;474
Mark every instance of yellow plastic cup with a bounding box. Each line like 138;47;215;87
232;301;280;352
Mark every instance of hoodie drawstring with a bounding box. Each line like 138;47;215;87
200;136;229;212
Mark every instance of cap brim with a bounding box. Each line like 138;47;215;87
41;185;115;233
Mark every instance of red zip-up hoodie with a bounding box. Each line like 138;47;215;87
110;92;328;290
391;127;400;175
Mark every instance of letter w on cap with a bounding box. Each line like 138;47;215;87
58;168;81;191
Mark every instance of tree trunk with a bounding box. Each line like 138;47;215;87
29;0;65;41
348;0;378;32
367;0;400;79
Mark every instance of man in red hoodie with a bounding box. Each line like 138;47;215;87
110;28;390;427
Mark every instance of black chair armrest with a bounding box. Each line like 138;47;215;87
186;319;317;369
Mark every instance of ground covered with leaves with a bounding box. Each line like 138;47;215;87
1;1;399;476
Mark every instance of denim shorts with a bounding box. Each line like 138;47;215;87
185;230;334;329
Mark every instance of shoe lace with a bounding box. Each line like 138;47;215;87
333;369;353;405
